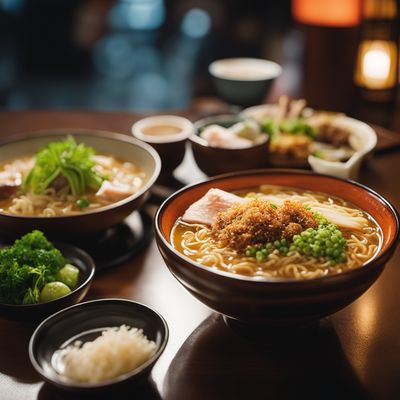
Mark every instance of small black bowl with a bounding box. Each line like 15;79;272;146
0;243;95;322
29;299;169;392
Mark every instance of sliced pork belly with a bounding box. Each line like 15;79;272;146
96;181;134;202
182;188;247;226
0;171;22;199
201;125;253;149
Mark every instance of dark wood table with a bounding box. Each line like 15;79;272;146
0;111;399;400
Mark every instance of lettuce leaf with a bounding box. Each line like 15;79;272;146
23;137;104;195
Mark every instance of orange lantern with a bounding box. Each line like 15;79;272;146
292;0;361;27
354;0;399;100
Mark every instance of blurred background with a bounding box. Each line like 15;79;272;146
0;0;399;128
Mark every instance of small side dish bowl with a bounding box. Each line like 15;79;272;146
155;170;399;327
29;299;168;392
307;116;377;180
132;115;193;175
209;58;282;106
190;114;269;176
0;243;95;321
242;104;378;173
241;103;313;168
0;129;161;236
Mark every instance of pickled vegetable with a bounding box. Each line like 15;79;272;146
39;282;71;303
56;264;80;290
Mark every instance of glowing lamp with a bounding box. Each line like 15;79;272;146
355;40;398;89
292;0;361;27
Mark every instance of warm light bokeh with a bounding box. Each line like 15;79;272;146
292;0;361;27
355;40;398;89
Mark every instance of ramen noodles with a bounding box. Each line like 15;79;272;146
172;185;381;280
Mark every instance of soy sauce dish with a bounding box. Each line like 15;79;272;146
29;299;168;392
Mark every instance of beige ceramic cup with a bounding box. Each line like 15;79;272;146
132;115;193;180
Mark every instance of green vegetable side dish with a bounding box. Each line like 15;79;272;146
0;230;80;305
23;137;104;196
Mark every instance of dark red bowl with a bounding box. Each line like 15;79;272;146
0;129;161;236
155;170;399;327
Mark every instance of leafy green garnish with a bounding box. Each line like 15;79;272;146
0;230;66;305
311;150;324;159
260;117;279;138
279;118;317;139
23;137;104;195
260;117;317;140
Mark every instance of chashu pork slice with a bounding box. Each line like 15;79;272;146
182;188;247;226
96;181;135;202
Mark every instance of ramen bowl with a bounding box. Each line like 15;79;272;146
0;130;161;236
209;58;282;106
155;170;399;327
190;115;269;176
0;243;95;322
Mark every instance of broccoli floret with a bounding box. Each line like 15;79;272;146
0;231;66;304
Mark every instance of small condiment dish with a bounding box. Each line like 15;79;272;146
190;114;269;176
209;58;281;106
0;243;95;321
132;115;193;177
29;299;168;392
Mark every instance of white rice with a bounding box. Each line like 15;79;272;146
63;325;156;383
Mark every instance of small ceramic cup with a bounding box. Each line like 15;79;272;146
132;115;193;179
209;58;282;106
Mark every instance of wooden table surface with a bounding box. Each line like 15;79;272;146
0;110;399;400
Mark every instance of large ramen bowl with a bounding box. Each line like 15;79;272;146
0;130;161;236
155;170;399;327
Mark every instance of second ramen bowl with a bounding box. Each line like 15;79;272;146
155;170;399;327
0;130;161;236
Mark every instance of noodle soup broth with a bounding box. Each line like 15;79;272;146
0;154;146;217
172;185;381;280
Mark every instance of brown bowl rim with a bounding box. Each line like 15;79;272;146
155;168;399;286
0;129;161;220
